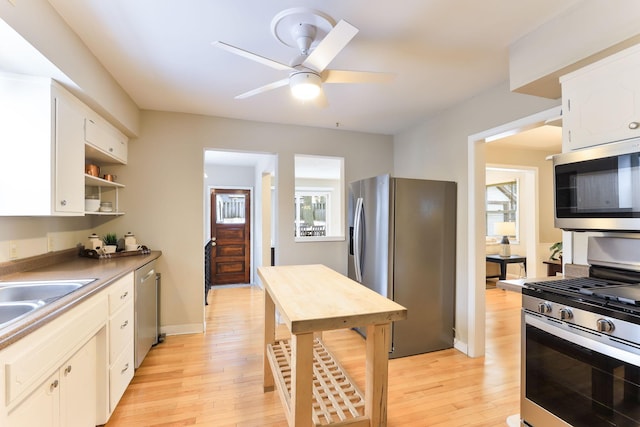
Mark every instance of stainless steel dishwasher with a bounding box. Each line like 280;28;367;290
134;259;159;368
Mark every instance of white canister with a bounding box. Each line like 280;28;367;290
124;232;137;246
87;233;102;250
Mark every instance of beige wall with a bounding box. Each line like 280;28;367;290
90;111;393;334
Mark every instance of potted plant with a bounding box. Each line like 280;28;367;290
103;233;118;254
549;241;563;261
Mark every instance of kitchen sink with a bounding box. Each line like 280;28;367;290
0;280;93;303
0;301;45;328
0;279;96;328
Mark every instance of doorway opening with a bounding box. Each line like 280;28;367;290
467;105;562;357
203;150;277;302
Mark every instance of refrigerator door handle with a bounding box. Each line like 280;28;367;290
353;197;364;282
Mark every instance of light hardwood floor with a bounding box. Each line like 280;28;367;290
106;286;521;426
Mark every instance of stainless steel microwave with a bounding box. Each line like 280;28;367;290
554;137;640;231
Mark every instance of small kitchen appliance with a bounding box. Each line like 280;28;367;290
553;136;640;232
521;236;640;427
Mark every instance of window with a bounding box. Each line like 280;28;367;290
216;193;246;224
486;180;518;239
294;155;344;241
294;192;329;236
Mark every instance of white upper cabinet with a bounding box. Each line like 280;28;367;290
561;44;640;151
84;115;128;165
0;74;84;216
0;73;128;216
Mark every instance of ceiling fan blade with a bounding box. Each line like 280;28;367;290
322;69;395;84
213;41;293;71
235;78;289;99
302;20;358;72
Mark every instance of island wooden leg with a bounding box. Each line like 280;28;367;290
263;290;275;392
365;323;391;427
290;332;314;427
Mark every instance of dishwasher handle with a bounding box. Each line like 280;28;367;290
140;269;155;282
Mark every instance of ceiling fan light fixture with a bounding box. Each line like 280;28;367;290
290;72;321;100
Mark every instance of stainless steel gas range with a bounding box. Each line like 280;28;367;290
521;237;640;427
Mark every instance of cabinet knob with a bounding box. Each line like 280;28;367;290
121;320;129;329
60;200;67;206
50;379;59;391
121;363;130;374
64;365;72;375
630;121;640;130
120;291;128;300
109;147;114;152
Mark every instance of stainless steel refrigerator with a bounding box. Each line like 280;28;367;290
348;174;456;358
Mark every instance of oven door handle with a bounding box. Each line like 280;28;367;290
525;313;640;366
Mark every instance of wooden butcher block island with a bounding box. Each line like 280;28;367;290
258;264;407;427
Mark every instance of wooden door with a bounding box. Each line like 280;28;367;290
210;189;251;285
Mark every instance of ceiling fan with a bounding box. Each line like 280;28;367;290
213;8;394;105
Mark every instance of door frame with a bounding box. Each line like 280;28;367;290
206;185;254;285
466;105;561;357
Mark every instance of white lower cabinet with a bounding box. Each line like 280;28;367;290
0;272;138;426
7;336;96;427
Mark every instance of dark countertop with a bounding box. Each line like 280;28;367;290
0;250;162;350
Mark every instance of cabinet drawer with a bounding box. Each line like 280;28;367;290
109;342;134;412
108;273;133;315
109;300;134;363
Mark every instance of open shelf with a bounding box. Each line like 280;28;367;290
85;174;124;216
267;338;367;426
84;174;125;188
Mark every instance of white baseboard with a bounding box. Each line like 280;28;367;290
160;323;203;336
454;338;467;354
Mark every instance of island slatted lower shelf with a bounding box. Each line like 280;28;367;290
266;338;368;427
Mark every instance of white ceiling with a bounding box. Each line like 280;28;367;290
43;0;582;136
488;124;562;152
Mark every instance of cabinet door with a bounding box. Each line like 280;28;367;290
7;372;59;427
562;49;640;150
85;117;128;164
60;337;97;427
54;95;85;214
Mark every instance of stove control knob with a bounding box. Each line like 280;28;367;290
597;319;615;333
559;308;573;320
537;302;552;314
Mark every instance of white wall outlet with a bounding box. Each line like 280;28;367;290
9;241;17;259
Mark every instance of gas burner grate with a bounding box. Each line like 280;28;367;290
527;277;613;293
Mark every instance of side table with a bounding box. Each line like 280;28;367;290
486;254;527;280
